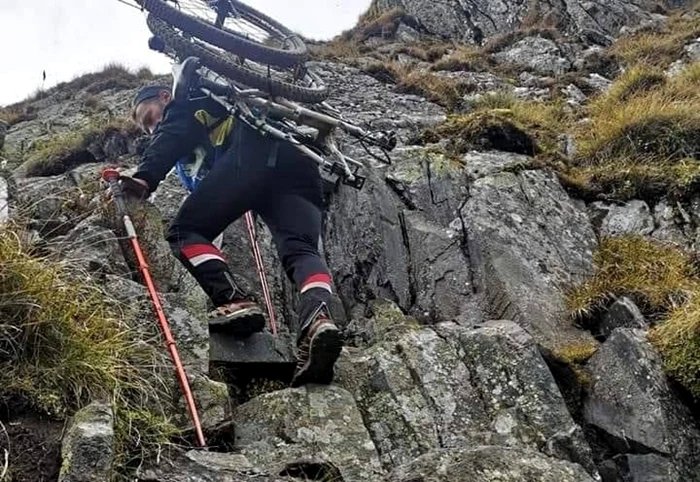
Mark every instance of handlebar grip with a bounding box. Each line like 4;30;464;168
199;77;232;98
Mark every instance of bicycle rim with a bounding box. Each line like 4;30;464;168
147;14;329;103
137;0;307;67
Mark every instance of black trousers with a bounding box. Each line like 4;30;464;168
166;120;332;334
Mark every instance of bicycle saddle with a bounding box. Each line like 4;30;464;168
171;57;202;102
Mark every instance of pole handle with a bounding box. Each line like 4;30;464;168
102;168;128;216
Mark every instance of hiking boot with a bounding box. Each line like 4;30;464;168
207;300;265;336
290;303;343;387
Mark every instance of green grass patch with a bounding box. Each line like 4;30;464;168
0;221;183;480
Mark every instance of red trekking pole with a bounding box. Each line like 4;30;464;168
102;169;206;448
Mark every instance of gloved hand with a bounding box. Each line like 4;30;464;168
106;175;151;201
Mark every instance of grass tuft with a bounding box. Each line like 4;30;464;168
610;13;700;68
566;236;696;319
566;235;700;398
18;117;140;176
0;221;183;480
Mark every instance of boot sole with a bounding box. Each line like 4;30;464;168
291;324;343;387
208;307;266;336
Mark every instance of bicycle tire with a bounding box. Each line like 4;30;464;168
148;15;329;103
138;0;307;68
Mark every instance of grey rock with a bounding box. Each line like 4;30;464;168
403;212;474;322
564;84;588;106
588;200;654;237
101;274;149;306
209;331;296;365
310;60;446;140
387;446;597;482
138;450;289;481
583;74;614;93
14;173;87;237
336;320;595;472
232;385;385;481
463;150;532;181
685;39;700;60
584;329;700;481
385;146;465;225
492;36;572;75
512;86;552;101
667;59;688;77
395;23;421;42
52;215;130;276
59;401;114;482
0;176;8;223
371;0;661;46
159;292;211;373
173;373;231;432
462;170;598;352
598;297;647;339
599;453;681;482
650;200;689;248
434;70;509;93
324;165;412;315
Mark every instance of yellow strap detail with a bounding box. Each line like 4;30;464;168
194;109;235;147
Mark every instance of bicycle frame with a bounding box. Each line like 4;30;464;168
173;57;396;189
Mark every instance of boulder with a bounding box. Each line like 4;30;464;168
232;385;385;481
59;401;114;482
598;453;681;482
462;169;598;353
584;329;700;481
492;36;572;75
597;297;647;339
386;446;597;482
336;319;595;473
588;201;654;237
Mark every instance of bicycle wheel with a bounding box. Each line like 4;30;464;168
147;14;329;103
137;0;307;68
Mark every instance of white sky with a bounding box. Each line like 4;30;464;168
0;0;370;106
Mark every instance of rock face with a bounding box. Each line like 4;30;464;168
493;36;572;75
335;318;596;474
370;0;676;45
233;385;385;481
387;446;597;482
584;329;700;481
4;6;700;481
463;168;598;352
59;402;114;482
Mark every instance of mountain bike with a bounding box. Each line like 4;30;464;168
122;0;398;189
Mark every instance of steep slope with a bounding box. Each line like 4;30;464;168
1;1;700;482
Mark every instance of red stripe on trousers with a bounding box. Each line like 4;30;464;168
181;243;224;260
301;273;332;288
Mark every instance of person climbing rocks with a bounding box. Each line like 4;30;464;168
107;84;342;387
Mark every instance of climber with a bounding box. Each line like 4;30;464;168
106;84;342;387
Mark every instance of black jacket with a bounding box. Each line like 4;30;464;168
132;96;230;193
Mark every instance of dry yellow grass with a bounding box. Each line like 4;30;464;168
610;12;700;68
566;235;700;397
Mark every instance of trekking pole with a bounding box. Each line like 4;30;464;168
244;211;277;335
101;169;207;448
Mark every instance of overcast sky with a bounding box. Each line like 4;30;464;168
0;0;370;106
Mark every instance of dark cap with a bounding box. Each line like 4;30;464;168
131;85;171;109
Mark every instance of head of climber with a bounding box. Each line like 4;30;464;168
131;85;172;135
